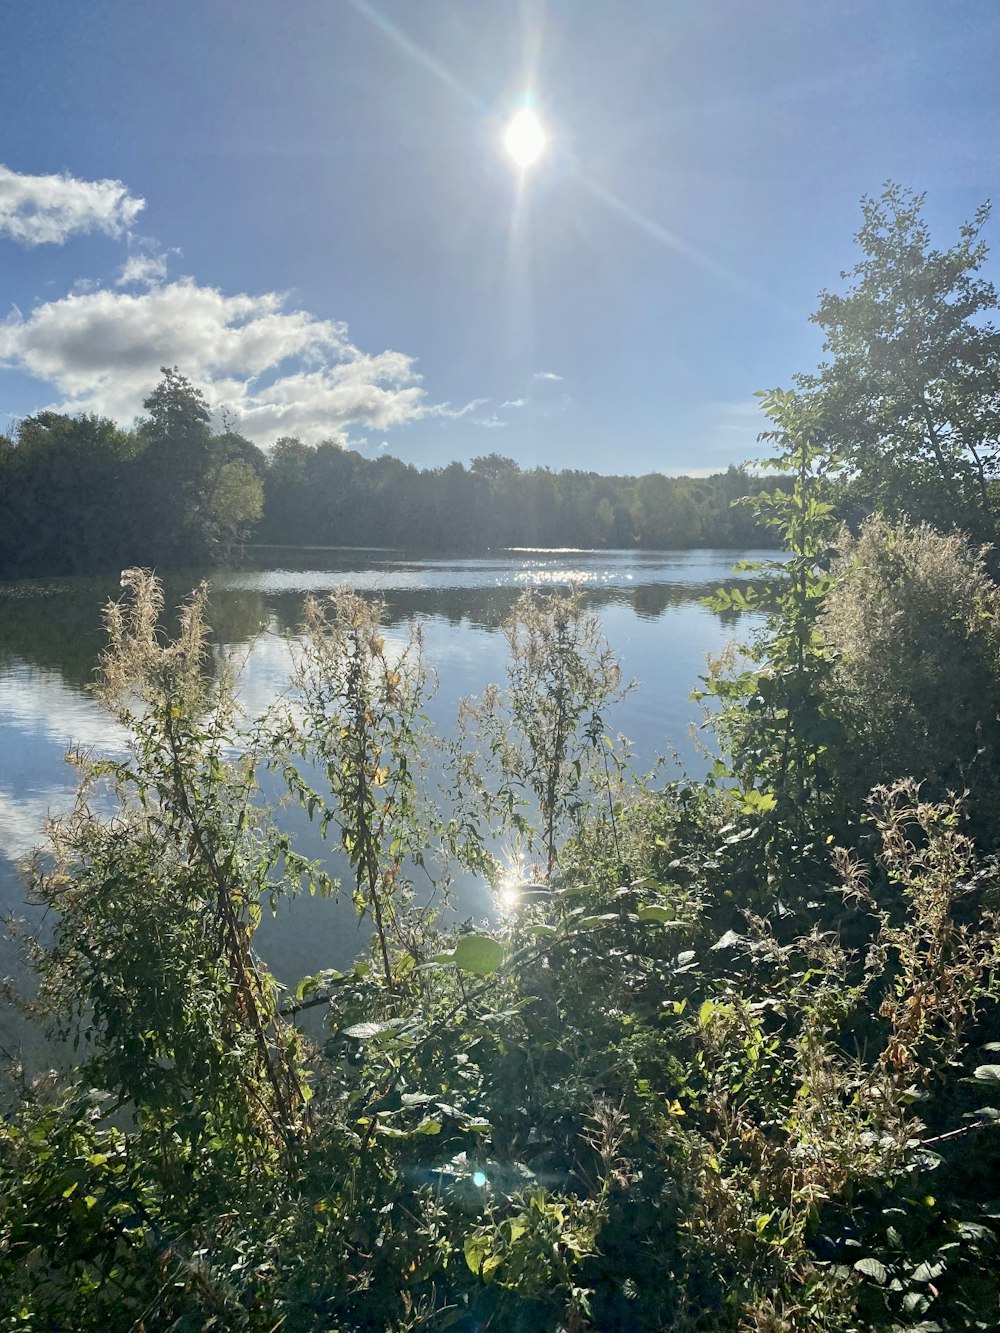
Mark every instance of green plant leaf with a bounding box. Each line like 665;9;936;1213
342;1021;389;1040
464;1232;490;1275
854;1256;888;1284
637;906;685;924
453;934;504;975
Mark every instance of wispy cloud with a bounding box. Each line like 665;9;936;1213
501;397;526;409
533;370;562;382
0;163;144;247
115;251;168;288
712;399;765;431
431;396;488;421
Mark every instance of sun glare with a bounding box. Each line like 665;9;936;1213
503;108;547;168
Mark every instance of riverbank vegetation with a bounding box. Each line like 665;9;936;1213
3;186;1000;1329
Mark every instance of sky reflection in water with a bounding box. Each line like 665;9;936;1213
0;548;766;1017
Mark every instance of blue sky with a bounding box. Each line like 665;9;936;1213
2;0;999;475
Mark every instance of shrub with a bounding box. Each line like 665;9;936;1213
820;517;1000;843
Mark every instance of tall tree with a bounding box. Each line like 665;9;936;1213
136;367;216;561
798;183;1000;539
135;368;261;562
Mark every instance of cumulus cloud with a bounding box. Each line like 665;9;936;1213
0;277;464;444
0;162;490;446
0;163;144;247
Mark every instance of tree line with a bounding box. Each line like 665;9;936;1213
0;368;266;578
0;392;775;580
258;445;778;552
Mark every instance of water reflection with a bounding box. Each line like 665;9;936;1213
0;548;769;1027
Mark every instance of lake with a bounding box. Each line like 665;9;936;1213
0;547;764;1050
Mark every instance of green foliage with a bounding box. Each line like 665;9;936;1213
796;182;1000;539
3;542;1000;1331
0;368;264;577
695;389;845;892
256;450;774;555
285;588;434;987
457;584;629;876
820;516;1000;845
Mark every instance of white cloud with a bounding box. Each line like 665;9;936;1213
116;251;168;287
0;278;443;444
434;396;487;420
0;160;487;446
533;370;562;382
0;163;144;247
501;398;526;409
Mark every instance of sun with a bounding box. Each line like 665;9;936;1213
503;108;547;169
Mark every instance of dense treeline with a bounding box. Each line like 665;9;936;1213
5;185;1000;1330
0;385;775;579
258;445;773;551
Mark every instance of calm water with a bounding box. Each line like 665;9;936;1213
0;547;763;1049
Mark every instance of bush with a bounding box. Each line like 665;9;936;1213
821;517;1000;843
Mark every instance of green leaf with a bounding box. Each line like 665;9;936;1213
972;1064;1000;1085
464;1233;490;1275
342;1021;389;1040
854;1256;888;1284
576;913;619;929
738;788;777;814
453;934;504;975
636;906;685;924
295;974;319;1001
912;1258;945;1283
